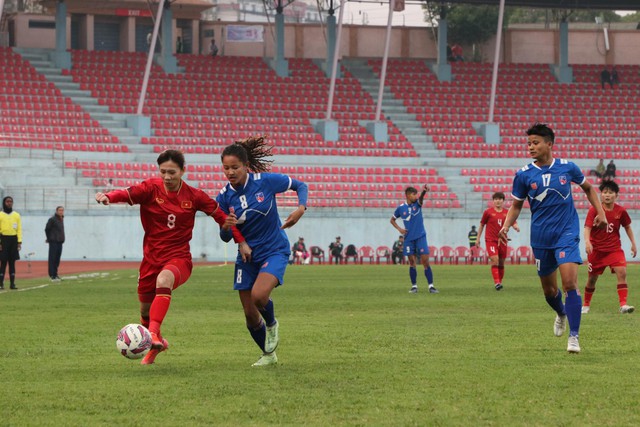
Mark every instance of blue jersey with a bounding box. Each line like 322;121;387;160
216;173;308;263
512;158;585;249
393;201;426;241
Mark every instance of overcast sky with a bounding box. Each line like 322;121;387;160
340;4;634;27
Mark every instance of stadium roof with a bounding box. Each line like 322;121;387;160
39;0;213;18
440;0;639;10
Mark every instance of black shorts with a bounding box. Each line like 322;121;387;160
0;235;20;261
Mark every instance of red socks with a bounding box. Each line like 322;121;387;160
617;283;628;306
583;287;595;307
491;266;501;284
148;287;172;335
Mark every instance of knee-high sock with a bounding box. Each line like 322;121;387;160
491;266;500;284
617;283;628;306
545;290;566;316
248;320;266;352
565;289;582;337
583;286;595;307
409;267;417;285
497;265;505;281
259;299;276;327
148;288;172;336
424;267;434;285
0;260;6;284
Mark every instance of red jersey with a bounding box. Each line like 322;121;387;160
107;178;243;266
585;203;631;253
480;207;508;243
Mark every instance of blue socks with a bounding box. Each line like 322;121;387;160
424;267;434;286
248;320;266;352
545;290;566;316
259;299;276;327
564;289;582;337
409;267;417;285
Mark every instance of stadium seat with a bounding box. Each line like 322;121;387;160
515;246;534;264
454;246;471;265
358;246;376;264
469;246;487;264
375;246;392;264
309;246;325;264
439;246;455;264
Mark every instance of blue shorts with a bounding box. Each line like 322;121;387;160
404;236;429;257
533;245;582;277
233;253;288;291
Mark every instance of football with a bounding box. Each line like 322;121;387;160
116;323;152;359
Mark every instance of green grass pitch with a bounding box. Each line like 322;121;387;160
2;263;639;426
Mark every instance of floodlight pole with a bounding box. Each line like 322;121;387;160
325;0;345;120
0;0;5;25
487;0;505;124
137;0;167;116
374;0;395;122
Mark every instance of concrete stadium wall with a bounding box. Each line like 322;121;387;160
12;13;640;65
19;210;639;263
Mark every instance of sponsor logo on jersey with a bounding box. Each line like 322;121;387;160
156;198;165;204
181;200;193;209
256;192;265;203
531;183;537;190
262;261;269;268
559;251;565;258
559;176;567;185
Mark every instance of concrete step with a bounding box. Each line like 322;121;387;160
72;97;100;106
82;105;111;114
61;89;93;98
98;119;127;128
119;136;142;145
107;128;134;137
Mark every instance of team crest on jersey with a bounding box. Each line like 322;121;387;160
255;192;265;203
559;176;567;185
181;200;193;209
531;183;537;190
559;251;565;259
156;198;165;204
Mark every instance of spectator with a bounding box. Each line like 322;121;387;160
146;32;152;51
600;68;612;89
468;225;478;248
210;38;219;57
104;178;114;192
589;159;605;179
0;196;22;290
611;67;619;86
176;36;183;54
451;43;464;61
392;235;404;264
44;206;65;282
292;236;310;264
329;236;343;264
603;160;616;182
446;44;454;62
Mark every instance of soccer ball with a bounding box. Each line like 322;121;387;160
116;323;152;359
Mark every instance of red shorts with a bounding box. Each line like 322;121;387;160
486;241;507;259
138;258;193;303
587;249;626;276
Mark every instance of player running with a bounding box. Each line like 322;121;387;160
217;136;308;367
582;180;637;314
390;184;438;294
477;192;520;291
96;149;250;365
498;123;607;354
